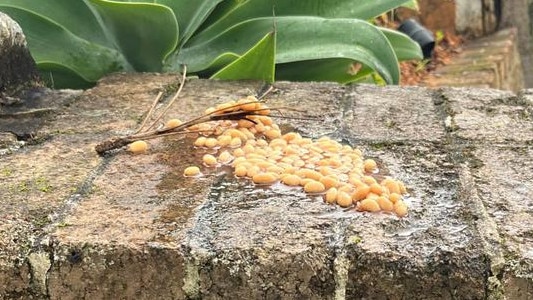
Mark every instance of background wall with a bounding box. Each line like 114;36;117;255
499;0;533;87
399;0;532;88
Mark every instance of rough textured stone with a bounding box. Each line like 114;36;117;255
0;74;532;299
439;87;532;143
0;12;40;96
347;85;444;142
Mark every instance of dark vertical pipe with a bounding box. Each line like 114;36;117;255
398;19;436;59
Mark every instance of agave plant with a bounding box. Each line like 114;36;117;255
0;0;422;88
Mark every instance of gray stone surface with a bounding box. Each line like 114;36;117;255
0;12;39;96
0;74;532;299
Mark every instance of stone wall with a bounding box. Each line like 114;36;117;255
423;28;524;92
398;0;499;37
400;0;532;88
1;74;533;299
500;0;533;87
455;0;485;37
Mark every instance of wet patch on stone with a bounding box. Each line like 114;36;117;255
341;142;488;299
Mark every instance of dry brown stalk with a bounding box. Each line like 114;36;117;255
94;73;317;156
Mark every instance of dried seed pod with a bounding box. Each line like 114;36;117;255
358;198;381;212
364;159;377;173
240;102;259;111
349;176;364;187
252;172;279;184
194;137;207;147
165;118;182;129
377;196;394;212
246;165;261;177
320;175;339;189
282;132;299;142
264;129;281;139
258;115;273;126
293;159;306;168
230;137;242;148
394;200;408;217
318;166;334;176
369;183;383;195
338;184;354;194
362;175;377;185
217;135;232;147
325;188;338;204
303;169;323;181
281;174;301;186
218;151;233;164
389;193;401;204
184;166;201;177
256;104;271;115
304;181;326;193
352;184;370;202
204;107;216;114
204;138;218;148
256;139;268;147
242;144;255;154
267;165;285;174
269;138;288;149
202;154;217;166
398;181;408;194
237;119;255;128
128;140;148;154
382;178;401;194
234;165;248;177
336;191;353;207
233;148;245;157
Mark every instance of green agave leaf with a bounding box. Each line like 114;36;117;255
39;63;96;89
353;0;413;19
193;53;239;77
176;17;399;84
0;6;128;88
0;0;111;47
0;0;412;88
89;0;179;71
211;31;275;82
380;27;423;61
156;0;222;46
198;0;245;30
276;59;374;84
189;0;412;45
